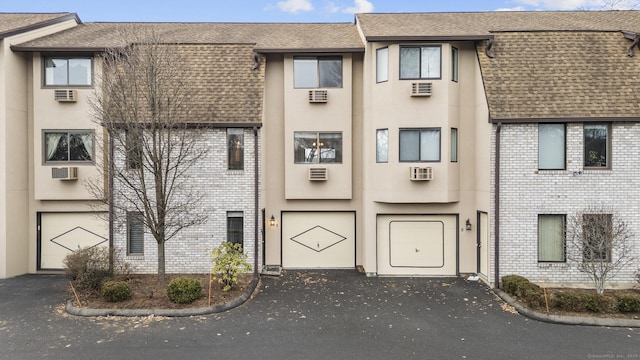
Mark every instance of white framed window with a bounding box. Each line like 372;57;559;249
538;123;565;170
376;47;389;83
584;123;610;169
294;132;342;164
227;128;244;170
44;55;92;86
538;214;565;262
43;130;94;163
127;212;144;255
294;56;342;88
400;46;441;79
376;129;388;163
399;128;441;162
227;211;244;247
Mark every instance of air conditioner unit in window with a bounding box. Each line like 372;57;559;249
52;166;78;180
410;82;433;97
308;89;328;103
409;166;433;181
54;89;77;102
309;167;328;181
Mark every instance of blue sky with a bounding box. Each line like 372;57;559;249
1;0;638;22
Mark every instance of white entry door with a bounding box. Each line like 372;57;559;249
282;212;355;268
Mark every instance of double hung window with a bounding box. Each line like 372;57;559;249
584;124;609;168
538;215;565;262
228;128;244;170
538;124;565;170
227;212;244;247
127;212;144;255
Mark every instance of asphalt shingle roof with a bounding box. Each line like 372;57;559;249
0;13;77;38
12;22;364;52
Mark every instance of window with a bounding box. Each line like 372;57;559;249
376;129;388;163
376;47;389;83
294;56;342;88
228;128;244;170
538;123;565;170
538;215;565;262
294;132;342;164
584;124;609;168
450;128;458;162
227;211;244;247
126;130;142;170
400;46;441;79
583;214;612;262
451;47;459;82
399;128;441;162
44;56;92;86
44;130;94;163
127;212;144;255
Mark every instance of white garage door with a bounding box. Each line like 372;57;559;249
39;212;109;270
282;212;355;268
377;215;457;276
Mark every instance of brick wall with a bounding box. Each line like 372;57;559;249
112;128;261;274
492;122;640;288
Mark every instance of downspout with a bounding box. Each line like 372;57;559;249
108;130;115;270
253;126;259;277
494;122;501;289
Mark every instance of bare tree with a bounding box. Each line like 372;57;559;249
89;30;208;282
566;206;634;294
601;0;640;10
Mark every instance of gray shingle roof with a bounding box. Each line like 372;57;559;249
356;11;640;39
0;13;77;38
12;22;364;52
478;31;640;121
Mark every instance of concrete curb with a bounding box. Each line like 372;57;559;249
494;288;640;328
66;276;260;317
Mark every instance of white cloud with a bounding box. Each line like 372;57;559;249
326;2;341;13
276;0;314;13
342;0;374;14
495;6;528;11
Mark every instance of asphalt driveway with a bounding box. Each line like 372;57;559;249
1;270;639;359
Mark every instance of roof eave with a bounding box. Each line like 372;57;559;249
11;46;107;52
490;116;640;124
365;35;494;42
255;47;365;54
0;13;80;40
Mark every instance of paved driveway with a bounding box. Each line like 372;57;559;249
1;270;639;359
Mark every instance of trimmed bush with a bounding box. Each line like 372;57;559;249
615;294;640;313
166;277;202;304
101;281;132;302
210;242;252;292
551;292;616;313
501;275;545;309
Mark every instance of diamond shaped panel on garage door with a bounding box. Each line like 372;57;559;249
290;225;347;253
50;226;108;252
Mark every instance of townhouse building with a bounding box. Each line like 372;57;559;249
2;10;639;290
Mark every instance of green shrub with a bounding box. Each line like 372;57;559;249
101;280;132;302
615;294;640;313
166;277;202;304
63;246;112;292
501;275;545;308
551;292;616;313
210;242;252;292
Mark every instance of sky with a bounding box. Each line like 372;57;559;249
0;0;638;23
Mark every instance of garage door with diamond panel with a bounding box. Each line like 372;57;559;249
282;212;355;268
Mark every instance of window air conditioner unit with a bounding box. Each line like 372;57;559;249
409;166;433;181
52;166;78;180
309;167;328;181
308;89;328;103
54;89;77;102
410;82;433;97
